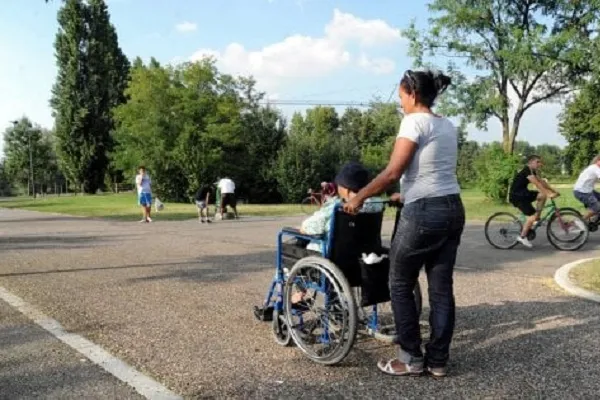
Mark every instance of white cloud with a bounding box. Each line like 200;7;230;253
175;21;197;33
189;9;403;92
358;53;396;75
325;9;402;47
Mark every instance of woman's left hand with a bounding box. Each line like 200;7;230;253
343;197;363;215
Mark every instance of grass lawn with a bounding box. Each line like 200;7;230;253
570;259;600;294
0;187;586;222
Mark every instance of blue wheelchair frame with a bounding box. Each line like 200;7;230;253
259;203;384;338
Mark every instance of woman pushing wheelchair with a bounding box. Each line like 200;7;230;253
344;69;464;377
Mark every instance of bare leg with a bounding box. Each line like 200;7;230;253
534;193;547;221
521;215;536;238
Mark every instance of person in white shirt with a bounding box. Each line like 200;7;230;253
135;166;153;223
217;177;238;219
573;155;600;222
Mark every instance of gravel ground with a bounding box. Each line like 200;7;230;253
0;299;142;400
1;208;599;399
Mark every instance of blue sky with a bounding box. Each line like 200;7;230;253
0;0;566;156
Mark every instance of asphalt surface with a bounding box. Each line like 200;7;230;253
1;208;599;399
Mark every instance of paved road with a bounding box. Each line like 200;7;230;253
1;208;599;399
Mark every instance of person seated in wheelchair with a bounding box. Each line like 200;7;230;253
297;161;384;253
289;161;384;304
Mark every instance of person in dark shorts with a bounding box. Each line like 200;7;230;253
217;177;239;219
509;155;559;248
195;184;213;223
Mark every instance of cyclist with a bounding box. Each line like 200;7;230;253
573;154;600;224
320;181;336;201
509;155;560;248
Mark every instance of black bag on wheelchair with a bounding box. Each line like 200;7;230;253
329;211;391;306
279;210;391;307
358;247;391;307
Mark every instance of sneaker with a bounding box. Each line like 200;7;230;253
516;236;533;248
139;219;148;223
146;217;153;223
427;366;448;377
200;219;205;223
206;219;212;223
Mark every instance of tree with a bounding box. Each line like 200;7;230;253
51;0;129;194
235;78;287;203
560;81;600;175
275;106;359;202
455;121;478;186
2;118;56;196
405;0;600;154
475;144;520;202
0;161;12;197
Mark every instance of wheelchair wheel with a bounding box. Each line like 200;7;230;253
284;256;357;365
272;310;293;346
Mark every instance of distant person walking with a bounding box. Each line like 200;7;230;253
135;166;153;223
217;177;238;219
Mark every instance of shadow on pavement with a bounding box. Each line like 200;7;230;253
209;298;600;399
0;234;125;251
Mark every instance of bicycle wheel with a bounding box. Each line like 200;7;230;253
546;209;589;251
301;197;320;215
484;212;522;249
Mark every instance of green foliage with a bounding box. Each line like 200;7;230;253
475;145;521;202
274;103;399;203
0;161;13;197
560;82;600;174
405;0;600;153
51;0;129;194
2;118;64;195
275;107;355;202
113;58;287;202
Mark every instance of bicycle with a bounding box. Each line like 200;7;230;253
301;189;326;215
484;198;589;251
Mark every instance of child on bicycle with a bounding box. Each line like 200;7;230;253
573;154;600;224
509;155;560;248
320;181;337;201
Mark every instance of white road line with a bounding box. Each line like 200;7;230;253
0;286;182;400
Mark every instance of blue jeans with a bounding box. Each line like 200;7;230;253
573;190;600;214
389;194;465;368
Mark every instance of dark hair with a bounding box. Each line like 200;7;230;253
400;69;452;108
335;161;370;193
138;165;146;171
526;155;541;163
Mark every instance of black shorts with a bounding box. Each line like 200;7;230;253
510;191;538;216
221;193;237;208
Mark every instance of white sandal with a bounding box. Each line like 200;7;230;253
377;359;423;376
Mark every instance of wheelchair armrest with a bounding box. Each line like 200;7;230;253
281;227;324;241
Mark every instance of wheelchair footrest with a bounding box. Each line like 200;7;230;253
253;305;274;322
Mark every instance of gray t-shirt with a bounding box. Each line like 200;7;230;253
397;112;460;204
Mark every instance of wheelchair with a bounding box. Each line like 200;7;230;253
253;202;423;365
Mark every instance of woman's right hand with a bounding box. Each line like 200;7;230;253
389;192;404;204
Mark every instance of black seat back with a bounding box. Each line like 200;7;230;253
329;210;383;287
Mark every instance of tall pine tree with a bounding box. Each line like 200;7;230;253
51;0;129;193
